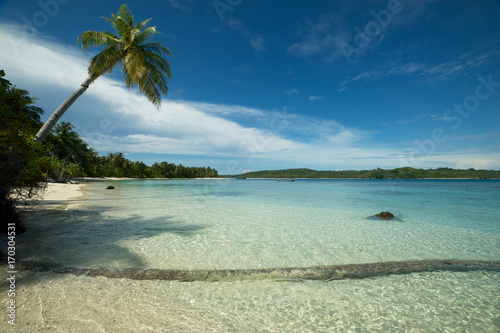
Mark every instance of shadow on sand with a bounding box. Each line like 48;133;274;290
6;200;208;271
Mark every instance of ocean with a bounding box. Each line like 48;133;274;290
2;179;499;332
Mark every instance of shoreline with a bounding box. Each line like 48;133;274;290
38;177;139;205
33;176;500;206
31;177;221;209
227;177;500;180
70;177;500;180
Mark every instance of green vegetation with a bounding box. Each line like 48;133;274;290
236;167;500;179
87;153;219;179
1;70;47;232
40;122;218;179
36;4;172;141
1;70;217;233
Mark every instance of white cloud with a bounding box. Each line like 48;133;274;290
339;52;492;90
287;12;348;62
1;26;89;87
84;97;301;157
309;95;323;101
232;64;252;73
287;2;410;64
285;89;300;95
249;35;266;52
167;0;192;12
225;18;267;52
398;150;500;171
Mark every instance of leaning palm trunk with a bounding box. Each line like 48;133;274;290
35;4;171;142
35;76;93;142
35;57;120;142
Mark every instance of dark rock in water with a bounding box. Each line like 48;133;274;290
367;212;399;221
376;211;395;220
106;186;115;190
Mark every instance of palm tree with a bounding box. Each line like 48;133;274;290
1;70;44;131
0;70;11;90
46;122;93;180
8;88;45;129
47;122;87;164
36;4;172;142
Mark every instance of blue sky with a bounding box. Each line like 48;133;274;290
1;0;499;174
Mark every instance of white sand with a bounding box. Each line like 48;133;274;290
44;182;83;200
37;182;85;209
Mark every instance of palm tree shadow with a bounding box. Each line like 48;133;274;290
14;204;208;270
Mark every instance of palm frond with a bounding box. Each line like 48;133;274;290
122;43;171;82
138;71;163;108
105;4;135;42
77;31;120;51
139;42;173;60
117;4;134;27
88;46;124;78
137;18;152;30
145;41;172;53
137;62;170;108
142;50;172;78
100;31;121;47
25;106;44;126
122;49;147;86
131;26;157;45
121;54;170;108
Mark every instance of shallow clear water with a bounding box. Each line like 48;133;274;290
2;179;500;332
17;179;500;270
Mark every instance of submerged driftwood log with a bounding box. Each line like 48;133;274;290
18;259;500;282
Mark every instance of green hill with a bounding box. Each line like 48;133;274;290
233;167;500;179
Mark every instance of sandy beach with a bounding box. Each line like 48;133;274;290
35;178;126;209
41;182;84;202
17;181;87;213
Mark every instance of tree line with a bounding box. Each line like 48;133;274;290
236;167;500;179
42;125;218;180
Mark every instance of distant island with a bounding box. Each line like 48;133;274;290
231;167;500;179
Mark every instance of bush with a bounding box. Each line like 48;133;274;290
1;71;47;233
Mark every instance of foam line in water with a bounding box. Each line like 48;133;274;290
19;260;500;282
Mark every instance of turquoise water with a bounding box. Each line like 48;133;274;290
22;179;499;269
5;179;500;332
